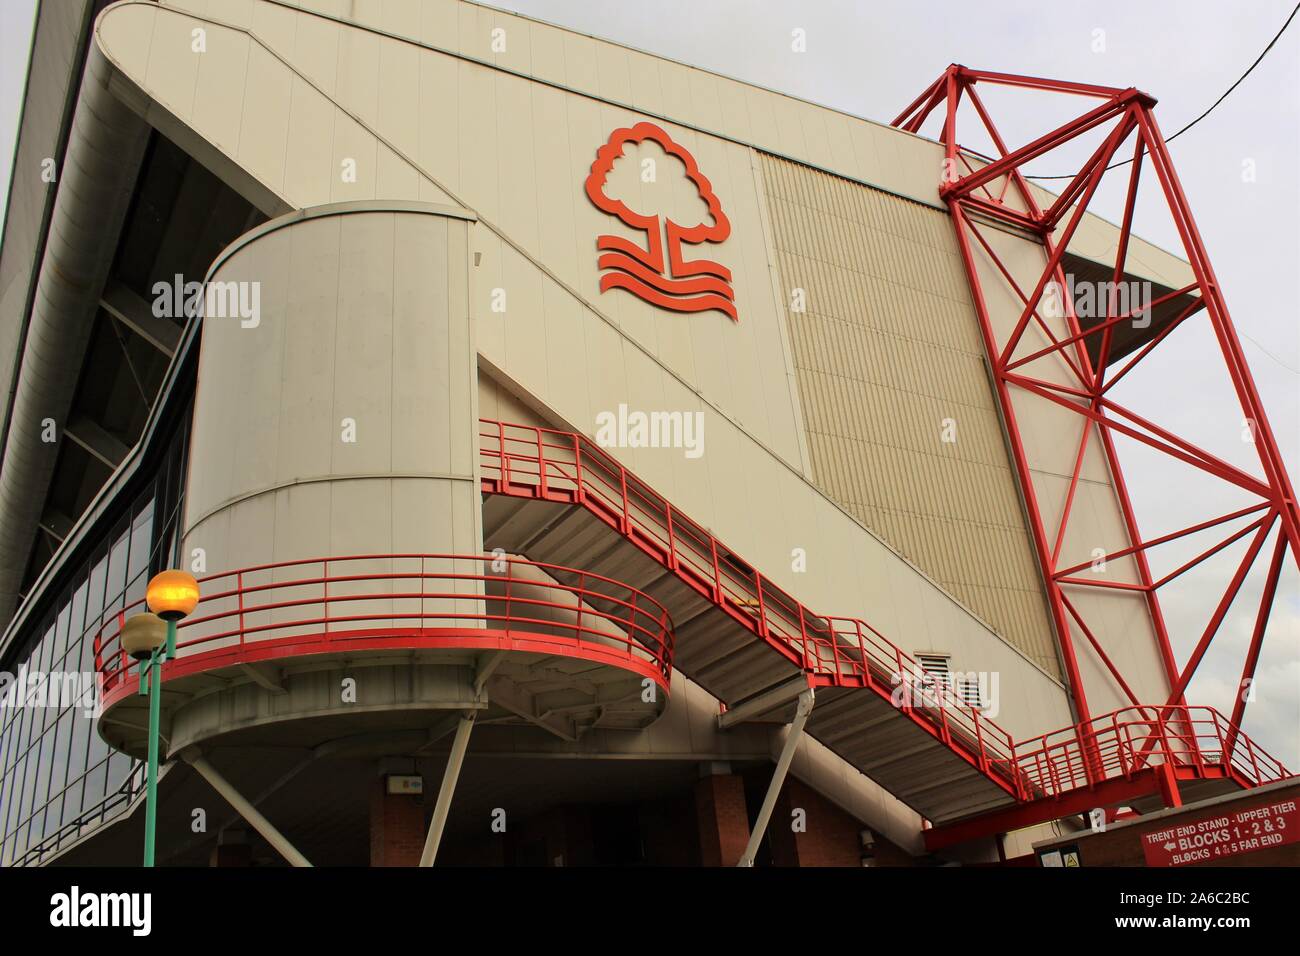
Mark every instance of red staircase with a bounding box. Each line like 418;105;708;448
479;419;1290;833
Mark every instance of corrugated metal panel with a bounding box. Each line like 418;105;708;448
759;153;1059;677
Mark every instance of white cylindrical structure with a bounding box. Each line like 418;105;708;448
181;202;482;651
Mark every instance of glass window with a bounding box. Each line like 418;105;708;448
67;707;91;809
78;756;107;820
31;730;52;841
15;751;34;846
52;600;72;673
0;704;13;777
44;792;66;852
85;716;108;785
105;750;130;806
33;622;56;736
0;725;12;853
77;628;96;687
66;580;87;665
5;707;30;837
60;772;83;840
0;409;189;863
102;523;131;626
45;714;70;830
125;501;154;609
84;550;109;653
34;619;53;677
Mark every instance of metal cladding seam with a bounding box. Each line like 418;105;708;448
0;47;149;627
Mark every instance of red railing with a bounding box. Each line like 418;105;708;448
1013;705;1290;796
480;419;1023;792
94;554;675;695
479;418;1292;801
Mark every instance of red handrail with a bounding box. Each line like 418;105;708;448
479;418;1293;801
480;419;1024;790
1012;705;1290;796
94;554;675;694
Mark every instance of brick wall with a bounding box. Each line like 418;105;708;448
694;773;751;866
369;778;427;867
770;778;861;866
766;777;915;867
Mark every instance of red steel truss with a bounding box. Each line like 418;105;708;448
893;66;1299;754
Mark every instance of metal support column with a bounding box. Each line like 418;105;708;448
182;749;313;867
419;711;477;867
737;687;814;867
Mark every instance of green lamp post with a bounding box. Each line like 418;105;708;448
121;570;199;867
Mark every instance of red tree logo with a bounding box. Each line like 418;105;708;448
585;122;737;321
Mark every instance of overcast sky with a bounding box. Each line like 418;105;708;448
0;0;1296;761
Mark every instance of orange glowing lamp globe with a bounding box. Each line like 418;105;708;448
146;570;200;621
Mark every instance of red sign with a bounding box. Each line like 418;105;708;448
585;122;737;321
1140;796;1299;866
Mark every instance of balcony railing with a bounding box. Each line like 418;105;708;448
94;554;675;696
1013;705;1290;797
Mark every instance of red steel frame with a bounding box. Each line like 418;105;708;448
893;67;1299;768
926;703;1283;851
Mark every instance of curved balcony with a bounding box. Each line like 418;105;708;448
94;554;675;755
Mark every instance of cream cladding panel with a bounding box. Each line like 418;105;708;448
760;154;1060;677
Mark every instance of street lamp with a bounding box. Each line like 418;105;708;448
147;569;200;646
127;569;200;867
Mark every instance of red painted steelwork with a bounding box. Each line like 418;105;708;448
94;554;675;711
1012;704;1287;799
925;764;1193;853
481;418;1023;795
929;702;1292;851
479;418;1289;824
892;66;1298;757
